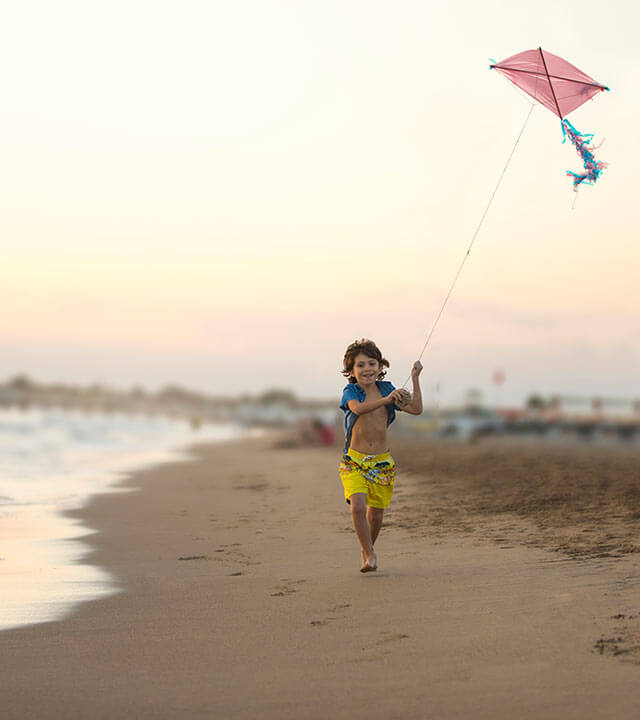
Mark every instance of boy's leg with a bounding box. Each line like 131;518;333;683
366;506;384;546
349;493;377;571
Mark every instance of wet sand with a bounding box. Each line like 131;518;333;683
392;437;640;559
2;435;639;719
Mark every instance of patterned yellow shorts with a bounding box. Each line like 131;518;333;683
338;449;395;509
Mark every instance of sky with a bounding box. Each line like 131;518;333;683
1;0;639;405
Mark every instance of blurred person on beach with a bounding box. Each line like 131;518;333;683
339;339;423;572
296;418;335;447
312;417;335;446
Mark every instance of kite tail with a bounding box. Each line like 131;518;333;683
561;118;608;191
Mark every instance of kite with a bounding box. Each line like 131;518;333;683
402;49;611;384
490;47;609;190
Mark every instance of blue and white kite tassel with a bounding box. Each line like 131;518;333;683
561;118;608;191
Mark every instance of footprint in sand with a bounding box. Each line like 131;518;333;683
310;603;352;627
178;555;208;561
328;603;351;612
227;545;260;566
375;632;410;645
350;632;410;661
271;585;298;596
210;543;261;567
233;481;268;492
271;579;306;597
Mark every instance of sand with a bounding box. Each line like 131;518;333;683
2;435;639;719
392;437;640;559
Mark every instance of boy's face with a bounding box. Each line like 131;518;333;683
351;353;380;387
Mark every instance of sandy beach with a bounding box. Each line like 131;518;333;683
2;434;639;719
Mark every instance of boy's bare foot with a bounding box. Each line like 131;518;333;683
360;551;377;573
360;549;372;571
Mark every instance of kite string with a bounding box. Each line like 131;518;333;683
401;102;536;389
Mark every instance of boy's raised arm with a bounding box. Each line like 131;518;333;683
398;361;423;415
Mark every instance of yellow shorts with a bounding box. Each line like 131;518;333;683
338;449;395;509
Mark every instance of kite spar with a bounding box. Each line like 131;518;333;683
401;48;609;387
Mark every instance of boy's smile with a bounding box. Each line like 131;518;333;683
352;353;380;388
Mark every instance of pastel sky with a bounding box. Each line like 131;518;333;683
2;0;638;405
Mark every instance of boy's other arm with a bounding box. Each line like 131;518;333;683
397;361;424;415
347;389;405;416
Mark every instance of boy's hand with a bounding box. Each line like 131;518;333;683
411;360;423;381
387;389;408;406
388;388;411;406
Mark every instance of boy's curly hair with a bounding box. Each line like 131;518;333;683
341;338;389;384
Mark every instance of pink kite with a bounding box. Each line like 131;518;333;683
490;47;609;190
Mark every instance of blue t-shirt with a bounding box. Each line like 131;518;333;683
339;381;398;453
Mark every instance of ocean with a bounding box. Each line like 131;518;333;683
0;407;245;631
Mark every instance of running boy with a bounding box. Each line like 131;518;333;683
339;338;423;572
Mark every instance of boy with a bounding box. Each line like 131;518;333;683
339;338;423;572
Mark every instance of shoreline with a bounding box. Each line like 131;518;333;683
2;435;639;719
0;415;248;632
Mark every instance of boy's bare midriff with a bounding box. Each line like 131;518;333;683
349;391;389;455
